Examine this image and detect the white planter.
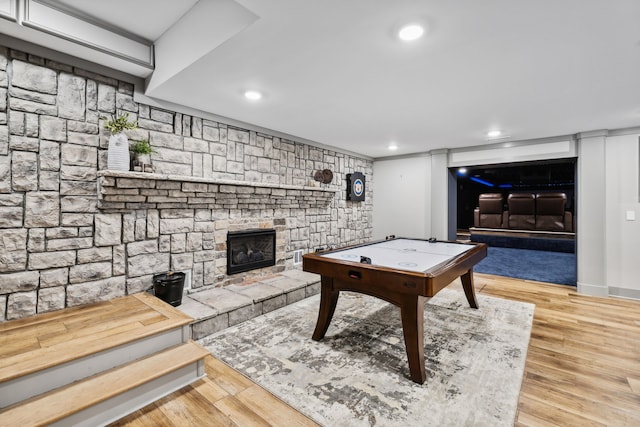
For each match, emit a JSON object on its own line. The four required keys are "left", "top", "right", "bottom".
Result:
{"left": 135, "top": 153, "right": 151, "bottom": 166}
{"left": 107, "top": 133, "right": 130, "bottom": 171}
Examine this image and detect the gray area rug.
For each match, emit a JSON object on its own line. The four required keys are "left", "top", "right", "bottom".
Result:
{"left": 202, "top": 289, "right": 534, "bottom": 426}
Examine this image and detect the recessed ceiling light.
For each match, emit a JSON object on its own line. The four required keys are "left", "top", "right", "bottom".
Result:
{"left": 388, "top": 142, "right": 398, "bottom": 151}
{"left": 487, "top": 130, "right": 502, "bottom": 138}
{"left": 398, "top": 24, "right": 424, "bottom": 41}
{"left": 244, "top": 90, "right": 262, "bottom": 101}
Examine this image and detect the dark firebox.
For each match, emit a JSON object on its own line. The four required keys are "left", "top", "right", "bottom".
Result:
{"left": 226, "top": 229, "right": 276, "bottom": 274}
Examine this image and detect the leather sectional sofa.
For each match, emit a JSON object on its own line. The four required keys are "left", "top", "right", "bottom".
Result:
{"left": 473, "top": 192, "right": 573, "bottom": 232}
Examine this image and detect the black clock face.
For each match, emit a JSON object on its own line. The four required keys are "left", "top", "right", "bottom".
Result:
{"left": 347, "top": 172, "right": 366, "bottom": 201}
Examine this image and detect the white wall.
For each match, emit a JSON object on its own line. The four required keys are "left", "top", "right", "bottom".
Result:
{"left": 372, "top": 133, "right": 640, "bottom": 300}
{"left": 372, "top": 156, "right": 430, "bottom": 240}
{"left": 605, "top": 132, "right": 640, "bottom": 297}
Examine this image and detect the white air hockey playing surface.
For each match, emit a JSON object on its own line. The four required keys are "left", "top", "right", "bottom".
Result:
{"left": 320, "top": 238, "right": 474, "bottom": 273}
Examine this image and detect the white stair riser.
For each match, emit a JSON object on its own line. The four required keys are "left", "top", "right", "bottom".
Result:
{"left": 1, "top": 326, "right": 188, "bottom": 408}
{"left": 50, "top": 360, "right": 205, "bottom": 427}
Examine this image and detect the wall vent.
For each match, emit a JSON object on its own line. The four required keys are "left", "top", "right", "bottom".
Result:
{"left": 293, "top": 249, "right": 303, "bottom": 265}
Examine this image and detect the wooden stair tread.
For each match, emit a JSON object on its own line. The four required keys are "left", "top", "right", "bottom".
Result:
{"left": 0, "top": 293, "right": 194, "bottom": 383}
{"left": 0, "top": 341, "right": 209, "bottom": 427}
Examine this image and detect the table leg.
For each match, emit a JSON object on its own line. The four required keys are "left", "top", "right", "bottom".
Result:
{"left": 461, "top": 268, "right": 479, "bottom": 309}
{"left": 312, "top": 277, "right": 340, "bottom": 341}
{"left": 400, "top": 295, "right": 426, "bottom": 384}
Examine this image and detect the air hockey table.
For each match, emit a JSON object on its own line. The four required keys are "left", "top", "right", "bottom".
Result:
{"left": 302, "top": 237, "right": 488, "bottom": 384}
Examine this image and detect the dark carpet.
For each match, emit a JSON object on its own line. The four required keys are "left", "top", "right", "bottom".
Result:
{"left": 474, "top": 246, "right": 576, "bottom": 286}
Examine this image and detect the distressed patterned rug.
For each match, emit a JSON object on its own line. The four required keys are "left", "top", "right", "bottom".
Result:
{"left": 202, "top": 289, "right": 534, "bottom": 426}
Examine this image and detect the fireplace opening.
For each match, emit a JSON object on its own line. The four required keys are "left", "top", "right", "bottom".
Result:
{"left": 227, "top": 229, "right": 276, "bottom": 275}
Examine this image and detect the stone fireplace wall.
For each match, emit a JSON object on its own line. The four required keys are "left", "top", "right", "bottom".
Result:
{"left": 0, "top": 46, "right": 373, "bottom": 321}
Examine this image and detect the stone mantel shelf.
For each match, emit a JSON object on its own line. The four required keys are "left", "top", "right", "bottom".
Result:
{"left": 97, "top": 170, "right": 337, "bottom": 193}
{"left": 97, "top": 170, "right": 338, "bottom": 211}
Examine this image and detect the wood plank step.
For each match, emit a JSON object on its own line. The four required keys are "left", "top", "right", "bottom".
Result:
{"left": 0, "top": 293, "right": 193, "bottom": 384}
{"left": 0, "top": 341, "right": 210, "bottom": 427}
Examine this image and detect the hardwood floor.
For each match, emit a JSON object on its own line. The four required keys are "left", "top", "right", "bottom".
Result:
{"left": 112, "top": 274, "right": 640, "bottom": 426}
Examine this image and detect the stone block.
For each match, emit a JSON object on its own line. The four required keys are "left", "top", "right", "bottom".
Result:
{"left": 38, "top": 170, "right": 59, "bottom": 191}
{"left": 9, "top": 86, "right": 56, "bottom": 104}
{"left": 61, "top": 195, "right": 97, "bottom": 212}
{"left": 66, "top": 276, "right": 126, "bottom": 307}
{"left": 146, "top": 210, "right": 159, "bottom": 238}
{"left": 171, "top": 233, "right": 186, "bottom": 253}
{"left": 46, "top": 227, "right": 77, "bottom": 239}
{"left": 47, "top": 237, "right": 93, "bottom": 251}
{"left": 0, "top": 270, "right": 39, "bottom": 294}
{"left": 227, "top": 282, "right": 283, "bottom": 304}
{"left": 190, "top": 287, "right": 252, "bottom": 314}
{"left": 86, "top": 79, "right": 97, "bottom": 110}
{"left": 262, "top": 294, "right": 286, "bottom": 313}
{"left": 135, "top": 218, "right": 146, "bottom": 240}
{"left": 138, "top": 118, "right": 172, "bottom": 133}
{"left": 12, "top": 150, "right": 38, "bottom": 191}
{"left": 186, "top": 232, "right": 203, "bottom": 252}
{"left": 28, "top": 228, "right": 45, "bottom": 252}
{"left": 0, "top": 229, "right": 27, "bottom": 271}
{"left": 126, "top": 275, "right": 153, "bottom": 294}
{"left": 0, "top": 87, "right": 5, "bottom": 112}
{"left": 25, "top": 192, "right": 59, "bottom": 227}
{"left": 39, "top": 139, "right": 60, "bottom": 171}
{"left": 61, "top": 144, "right": 97, "bottom": 167}
{"left": 228, "top": 128, "right": 250, "bottom": 143}
{"left": 184, "top": 137, "right": 208, "bottom": 153}
{"left": 11, "top": 60, "right": 57, "bottom": 94}
{"left": 127, "top": 252, "right": 170, "bottom": 277}
{"left": 61, "top": 165, "right": 97, "bottom": 181}
{"left": 61, "top": 213, "right": 93, "bottom": 226}
{"left": 37, "top": 286, "right": 66, "bottom": 313}
{"left": 171, "top": 253, "right": 194, "bottom": 270}
{"left": 0, "top": 155, "right": 8, "bottom": 192}
{"left": 228, "top": 304, "right": 258, "bottom": 326}
{"left": 7, "top": 291, "right": 37, "bottom": 320}
{"left": 159, "top": 235, "right": 171, "bottom": 252}
{"left": 40, "top": 268, "right": 69, "bottom": 288}
{"left": 97, "top": 83, "right": 116, "bottom": 113}
{"left": 9, "top": 97, "right": 57, "bottom": 115}
{"left": 159, "top": 218, "right": 194, "bottom": 234}
{"left": 112, "top": 244, "right": 126, "bottom": 275}
{"left": 94, "top": 213, "right": 122, "bottom": 246}
{"left": 149, "top": 131, "right": 182, "bottom": 149}
{"left": 10, "top": 135, "right": 39, "bottom": 151}
{"left": 68, "top": 132, "right": 99, "bottom": 146}
{"left": 69, "top": 261, "right": 112, "bottom": 284}
{"left": 28, "top": 250, "right": 76, "bottom": 269}
{"left": 122, "top": 213, "right": 135, "bottom": 243}
{"left": 305, "top": 282, "right": 321, "bottom": 297}
{"left": 0, "top": 206, "right": 23, "bottom": 227}
{"left": 58, "top": 73, "right": 86, "bottom": 120}
{"left": 126, "top": 239, "right": 158, "bottom": 256}
{"left": 9, "top": 111, "right": 24, "bottom": 135}
{"left": 115, "top": 92, "right": 136, "bottom": 112}
{"left": 286, "top": 287, "right": 307, "bottom": 304}
{"left": 60, "top": 180, "right": 96, "bottom": 195}
{"left": 191, "top": 314, "right": 228, "bottom": 340}
{"left": 40, "top": 116, "right": 67, "bottom": 142}
{"left": 192, "top": 117, "right": 203, "bottom": 139}
{"left": 150, "top": 108, "right": 174, "bottom": 124}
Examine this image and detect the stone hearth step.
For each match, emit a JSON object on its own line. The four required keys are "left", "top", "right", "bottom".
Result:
{"left": 180, "top": 270, "right": 321, "bottom": 340}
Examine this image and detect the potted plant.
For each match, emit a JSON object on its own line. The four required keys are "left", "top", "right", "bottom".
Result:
{"left": 130, "top": 139, "right": 155, "bottom": 171}
{"left": 102, "top": 113, "right": 138, "bottom": 171}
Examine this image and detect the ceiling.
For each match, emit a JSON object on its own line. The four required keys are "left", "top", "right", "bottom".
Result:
{"left": 20, "top": 1, "right": 640, "bottom": 158}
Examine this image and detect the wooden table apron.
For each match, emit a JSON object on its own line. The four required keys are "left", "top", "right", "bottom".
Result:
{"left": 302, "top": 240, "right": 487, "bottom": 384}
